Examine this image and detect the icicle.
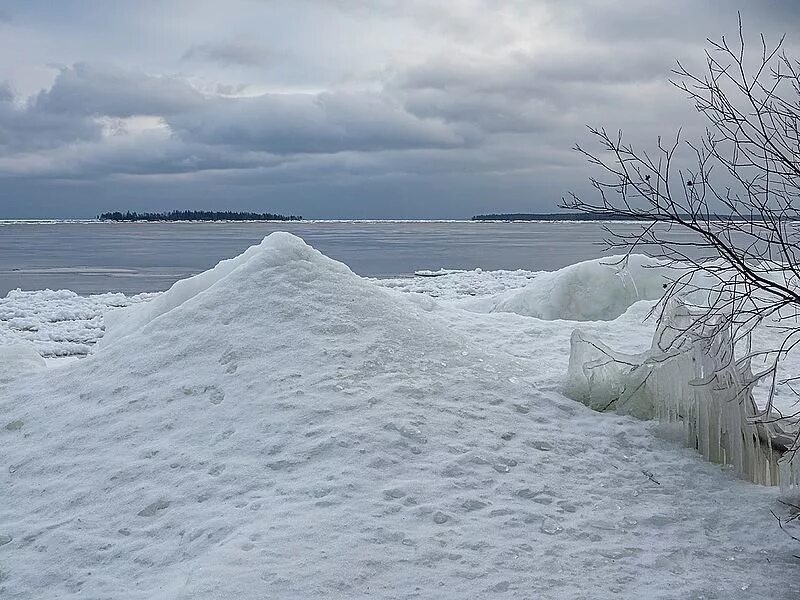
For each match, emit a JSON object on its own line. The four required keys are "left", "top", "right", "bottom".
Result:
{"left": 565, "top": 297, "right": 799, "bottom": 487}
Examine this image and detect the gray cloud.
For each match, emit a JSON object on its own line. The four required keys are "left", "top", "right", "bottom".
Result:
{"left": 0, "top": 0, "right": 796, "bottom": 218}
{"left": 33, "top": 63, "right": 203, "bottom": 117}
{"left": 0, "top": 83, "right": 101, "bottom": 152}
{"left": 169, "top": 91, "right": 471, "bottom": 154}
{"left": 0, "top": 81, "right": 12, "bottom": 102}
{"left": 181, "top": 42, "right": 273, "bottom": 67}
{"left": 2, "top": 60, "right": 472, "bottom": 164}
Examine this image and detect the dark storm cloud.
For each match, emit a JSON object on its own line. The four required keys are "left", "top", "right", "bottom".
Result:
{"left": 0, "top": 58, "right": 472, "bottom": 163}
{"left": 0, "top": 0, "right": 796, "bottom": 217}
{"left": 0, "top": 83, "right": 101, "bottom": 152}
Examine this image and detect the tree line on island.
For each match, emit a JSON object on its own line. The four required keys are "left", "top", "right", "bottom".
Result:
{"left": 471, "top": 212, "right": 634, "bottom": 221}
{"left": 471, "top": 212, "right": 791, "bottom": 222}
{"left": 98, "top": 210, "right": 302, "bottom": 222}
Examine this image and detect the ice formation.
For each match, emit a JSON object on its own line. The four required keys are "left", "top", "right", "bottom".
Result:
{"left": 567, "top": 298, "right": 799, "bottom": 490}
{"left": 463, "top": 254, "right": 674, "bottom": 321}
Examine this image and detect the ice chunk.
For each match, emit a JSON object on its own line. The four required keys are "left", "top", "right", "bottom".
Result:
{"left": 464, "top": 254, "right": 675, "bottom": 321}
{"left": 565, "top": 329, "right": 652, "bottom": 419}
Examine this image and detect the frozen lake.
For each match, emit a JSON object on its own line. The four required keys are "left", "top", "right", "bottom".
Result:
{"left": 0, "top": 220, "right": 656, "bottom": 295}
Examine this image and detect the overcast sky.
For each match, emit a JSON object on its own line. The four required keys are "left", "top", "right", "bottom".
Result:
{"left": 0, "top": 0, "right": 797, "bottom": 219}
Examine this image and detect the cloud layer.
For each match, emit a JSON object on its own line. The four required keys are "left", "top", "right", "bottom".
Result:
{"left": 0, "top": 0, "right": 797, "bottom": 218}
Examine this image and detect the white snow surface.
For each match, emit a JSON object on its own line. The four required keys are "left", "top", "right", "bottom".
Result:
{"left": 0, "top": 340, "right": 45, "bottom": 381}
{"left": 0, "top": 289, "right": 156, "bottom": 357}
{"left": 375, "top": 268, "right": 536, "bottom": 301}
{"left": 1, "top": 233, "right": 798, "bottom": 599}
{"left": 98, "top": 242, "right": 270, "bottom": 348}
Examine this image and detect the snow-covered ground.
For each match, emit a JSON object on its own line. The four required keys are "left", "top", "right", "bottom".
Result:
{"left": 1, "top": 233, "right": 798, "bottom": 599}
{"left": 0, "top": 289, "right": 157, "bottom": 357}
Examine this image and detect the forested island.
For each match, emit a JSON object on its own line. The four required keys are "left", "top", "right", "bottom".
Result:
{"left": 98, "top": 210, "right": 302, "bottom": 222}
{"left": 471, "top": 212, "right": 636, "bottom": 221}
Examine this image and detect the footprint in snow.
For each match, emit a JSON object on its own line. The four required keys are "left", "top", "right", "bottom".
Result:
{"left": 137, "top": 499, "right": 170, "bottom": 517}
{"left": 527, "top": 440, "right": 554, "bottom": 452}
{"left": 383, "top": 488, "right": 406, "bottom": 500}
{"left": 433, "top": 511, "right": 450, "bottom": 524}
{"left": 462, "top": 499, "right": 488, "bottom": 511}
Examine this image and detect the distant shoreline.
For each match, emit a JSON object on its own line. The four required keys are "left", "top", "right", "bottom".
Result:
{"left": 471, "top": 212, "right": 636, "bottom": 221}
{"left": 471, "top": 212, "right": 796, "bottom": 222}
{"left": 0, "top": 218, "right": 660, "bottom": 224}
{"left": 4, "top": 216, "right": 776, "bottom": 225}
{"left": 98, "top": 210, "right": 302, "bottom": 222}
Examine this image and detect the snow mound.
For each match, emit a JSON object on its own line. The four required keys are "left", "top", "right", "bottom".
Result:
{"left": 466, "top": 255, "right": 671, "bottom": 321}
{"left": 98, "top": 233, "right": 334, "bottom": 347}
{"left": 2, "top": 234, "right": 798, "bottom": 599}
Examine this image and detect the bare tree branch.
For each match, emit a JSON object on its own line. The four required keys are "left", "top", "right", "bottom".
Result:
{"left": 563, "top": 15, "right": 800, "bottom": 459}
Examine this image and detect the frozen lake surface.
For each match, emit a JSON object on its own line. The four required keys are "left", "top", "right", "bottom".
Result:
{"left": 1, "top": 220, "right": 660, "bottom": 295}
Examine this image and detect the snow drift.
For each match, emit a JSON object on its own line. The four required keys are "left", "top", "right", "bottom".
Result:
{"left": 1, "top": 234, "right": 798, "bottom": 599}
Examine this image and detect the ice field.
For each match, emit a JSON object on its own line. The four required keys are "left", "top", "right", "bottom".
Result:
{"left": 1, "top": 233, "right": 799, "bottom": 598}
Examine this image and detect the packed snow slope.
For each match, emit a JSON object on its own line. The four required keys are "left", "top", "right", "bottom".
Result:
{"left": 1, "top": 233, "right": 798, "bottom": 599}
